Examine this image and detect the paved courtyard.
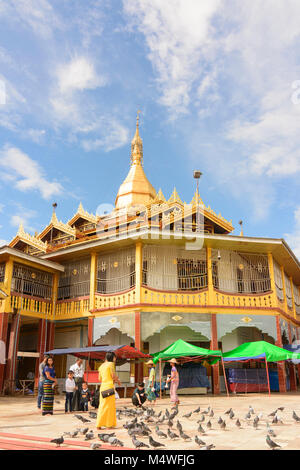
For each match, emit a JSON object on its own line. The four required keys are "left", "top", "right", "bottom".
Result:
{"left": 1, "top": 393, "right": 300, "bottom": 450}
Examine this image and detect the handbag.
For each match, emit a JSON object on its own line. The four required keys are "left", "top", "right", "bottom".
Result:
{"left": 101, "top": 388, "right": 115, "bottom": 399}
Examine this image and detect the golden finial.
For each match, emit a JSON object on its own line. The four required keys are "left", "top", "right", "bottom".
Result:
{"left": 131, "top": 110, "right": 143, "bottom": 166}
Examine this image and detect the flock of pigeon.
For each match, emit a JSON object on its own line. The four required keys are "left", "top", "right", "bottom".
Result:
{"left": 49, "top": 405, "right": 300, "bottom": 450}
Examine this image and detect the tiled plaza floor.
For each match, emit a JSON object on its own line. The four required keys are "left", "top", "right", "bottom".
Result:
{"left": 1, "top": 393, "right": 300, "bottom": 450}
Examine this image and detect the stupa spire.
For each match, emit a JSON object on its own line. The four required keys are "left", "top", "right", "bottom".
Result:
{"left": 130, "top": 110, "right": 143, "bottom": 166}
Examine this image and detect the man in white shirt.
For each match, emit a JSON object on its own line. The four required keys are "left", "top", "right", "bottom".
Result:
{"left": 70, "top": 358, "right": 84, "bottom": 411}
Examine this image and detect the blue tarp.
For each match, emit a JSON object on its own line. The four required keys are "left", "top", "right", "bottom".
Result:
{"left": 284, "top": 344, "right": 300, "bottom": 364}
{"left": 163, "top": 362, "right": 210, "bottom": 389}
{"left": 226, "top": 368, "right": 268, "bottom": 384}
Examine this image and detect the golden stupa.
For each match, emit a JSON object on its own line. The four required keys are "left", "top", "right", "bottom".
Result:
{"left": 115, "top": 111, "right": 156, "bottom": 209}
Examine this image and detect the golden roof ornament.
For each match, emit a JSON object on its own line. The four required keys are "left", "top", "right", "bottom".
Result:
{"left": 115, "top": 111, "right": 156, "bottom": 210}
{"left": 130, "top": 110, "right": 143, "bottom": 166}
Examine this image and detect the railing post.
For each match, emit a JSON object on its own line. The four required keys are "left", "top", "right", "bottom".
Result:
{"left": 267, "top": 253, "right": 278, "bottom": 308}
{"left": 280, "top": 266, "right": 288, "bottom": 313}
{"left": 90, "top": 252, "right": 97, "bottom": 311}
{"left": 135, "top": 242, "right": 142, "bottom": 304}
{"left": 3, "top": 258, "right": 13, "bottom": 313}
{"left": 207, "top": 246, "right": 214, "bottom": 305}
{"left": 290, "top": 277, "right": 297, "bottom": 320}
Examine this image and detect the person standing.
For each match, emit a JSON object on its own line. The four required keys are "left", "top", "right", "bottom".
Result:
{"left": 37, "top": 355, "right": 48, "bottom": 410}
{"left": 42, "top": 356, "right": 57, "bottom": 416}
{"left": 96, "top": 352, "right": 121, "bottom": 429}
{"left": 146, "top": 360, "right": 157, "bottom": 405}
{"left": 65, "top": 370, "right": 76, "bottom": 413}
{"left": 167, "top": 358, "right": 180, "bottom": 406}
{"left": 80, "top": 382, "right": 90, "bottom": 412}
{"left": 70, "top": 358, "right": 84, "bottom": 411}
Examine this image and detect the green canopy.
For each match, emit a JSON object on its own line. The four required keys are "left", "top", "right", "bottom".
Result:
{"left": 152, "top": 338, "right": 222, "bottom": 364}
{"left": 219, "top": 341, "right": 300, "bottom": 363}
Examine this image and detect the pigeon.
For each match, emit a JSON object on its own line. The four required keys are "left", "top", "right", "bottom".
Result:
{"left": 277, "top": 407, "right": 284, "bottom": 412}
{"left": 168, "top": 428, "right": 179, "bottom": 440}
{"left": 292, "top": 411, "right": 300, "bottom": 422}
{"left": 268, "top": 410, "right": 278, "bottom": 417}
{"left": 197, "top": 415, "right": 205, "bottom": 423}
{"left": 90, "top": 443, "right": 102, "bottom": 450}
{"left": 167, "top": 419, "right": 174, "bottom": 428}
{"left": 165, "top": 409, "right": 170, "bottom": 418}
{"left": 176, "top": 420, "right": 183, "bottom": 433}
{"left": 55, "top": 400, "right": 61, "bottom": 404}
{"left": 206, "top": 420, "right": 212, "bottom": 430}
{"left": 155, "top": 426, "right": 167, "bottom": 439}
{"left": 253, "top": 420, "right": 259, "bottom": 430}
{"left": 201, "top": 407, "right": 210, "bottom": 415}
{"left": 249, "top": 405, "right": 255, "bottom": 415}
{"left": 109, "top": 438, "right": 124, "bottom": 447}
{"left": 50, "top": 436, "right": 64, "bottom": 447}
{"left": 218, "top": 417, "right": 223, "bottom": 425}
{"left": 157, "top": 411, "right": 162, "bottom": 418}
{"left": 267, "top": 424, "right": 276, "bottom": 437}
{"left": 266, "top": 435, "right": 281, "bottom": 450}
{"left": 199, "top": 444, "right": 215, "bottom": 451}
{"left": 149, "top": 435, "right": 165, "bottom": 448}
{"left": 235, "top": 419, "right": 241, "bottom": 428}
{"left": 89, "top": 411, "right": 97, "bottom": 419}
{"left": 193, "top": 406, "right": 201, "bottom": 414}
{"left": 272, "top": 415, "right": 278, "bottom": 424}
{"left": 209, "top": 409, "right": 214, "bottom": 418}
{"left": 245, "top": 411, "right": 251, "bottom": 420}
{"left": 180, "top": 430, "right": 192, "bottom": 441}
{"left": 132, "top": 436, "right": 150, "bottom": 448}
{"left": 84, "top": 432, "right": 95, "bottom": 441}
{"left": 98, "top": 432, "right": 116, "bottom": 442}
{"left": 74, "top": 414, "right": 91, "bottom": 423}
{"left": 198, "top": 424, "right": 206, "bottom": 435}
{"left": 224, "top": 408, "right": 232, "bottom": 415}
{"left": 195, "top": 435, "right": 206, "bottom": 446}
{"left": 229, "top": 409, "right": 235, "bottom": 420}
{"left": 183, "top": 411, "right": 192, "bottom": 419}
{"left": 80, "top": 427, "right": 89, "bottom": 435}
{"left": 220, "top": 420, "right": 226, "bottom": 430}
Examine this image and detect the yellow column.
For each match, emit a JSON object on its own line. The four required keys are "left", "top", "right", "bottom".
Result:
{"left": 3, "top": 258, "right": 13, "bottom": 312}
{"left": 290, "top": 276, "right": 297, "bottom": 320}
{"left": 52, "top": 273, "right": 59, "bottom": 321}
{"left": 135, "top": 242, "right": 142, "bottom": 304}
{"left": 207, "top": 246, "right": 214, "bottom": 305}
{"left": 90, "top": 252, "right": 97, "bottom": 310}
{"left": 267, "top": 253, "right": 278, "bottom": 307}
{"left": 280, "top": 266, "right": 288, "bottom": 313}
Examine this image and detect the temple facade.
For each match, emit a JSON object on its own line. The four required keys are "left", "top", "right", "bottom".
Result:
{"left": 1, "top": 114, "right": 300, "bottom": 394}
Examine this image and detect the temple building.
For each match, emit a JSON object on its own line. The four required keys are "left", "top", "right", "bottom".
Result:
{"left": 1, "top": 114, "right": 300, "bottom": 395}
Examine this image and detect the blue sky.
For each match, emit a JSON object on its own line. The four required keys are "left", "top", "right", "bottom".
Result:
{"left": 0, "top": 0, "right": 300, "bottom": 256}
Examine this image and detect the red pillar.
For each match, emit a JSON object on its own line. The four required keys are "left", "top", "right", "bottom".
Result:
{"left": 287, "top": 323, "right": 297, "bottom": 391}
{"left": 46, "top": 321, "right": 55, "bottom": 352}
{"left": 5, "top": 313, "right": 21, "bottom": 393}
{"left": 210, "top": 314, "right": 220, "bottom": 394}
{"left": 134, "top": 312, "right": 143, "bottom": 383}
{"left": 34, "top": 319, "right": 47, "bottom": 389}
{"left": 88, "top": 318, "right": 94, "bottom": 347}
{"left": 0, "top": 313, "right": 9, "bottom": 394}
{"left": 275, "top": 316, "right": 287, "bottom": 393}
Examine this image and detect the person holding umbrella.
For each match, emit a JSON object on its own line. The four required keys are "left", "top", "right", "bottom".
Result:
{"left": 167, "top": 358, "right": 180, "bottom": 406}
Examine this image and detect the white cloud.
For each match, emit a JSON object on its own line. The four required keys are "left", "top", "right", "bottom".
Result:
{"left": 285, "top": 206, "right": 300, "bottom": 260}
{"left": 0, "top": 144, "right": 62, "bottom": 199}
{"left": 123, "top": 0, "right": 221, "bottom": 115}
{"left": 56, "top": 57, "right": 106, "bottom": 94}
{"left": 81, "top": 120, "right": 130, "bottom": 152}
{"left": 0, "top": 0, "right": 62, "bottom": 38}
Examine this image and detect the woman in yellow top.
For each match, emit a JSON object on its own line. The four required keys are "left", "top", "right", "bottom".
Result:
{"left": 96, "top": 352, "right": 121, "bottom": 429}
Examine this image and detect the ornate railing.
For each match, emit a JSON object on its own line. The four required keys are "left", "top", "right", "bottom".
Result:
{"left": 55, "top": 298, "right": 90, "bottom": 318}
{"left": 10, "top": 293, "right": 52, "bottom": 316}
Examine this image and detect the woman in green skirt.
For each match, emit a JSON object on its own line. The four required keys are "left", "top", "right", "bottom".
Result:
{"left": 146, "top": 360, "right": 157, "bottom": 405}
